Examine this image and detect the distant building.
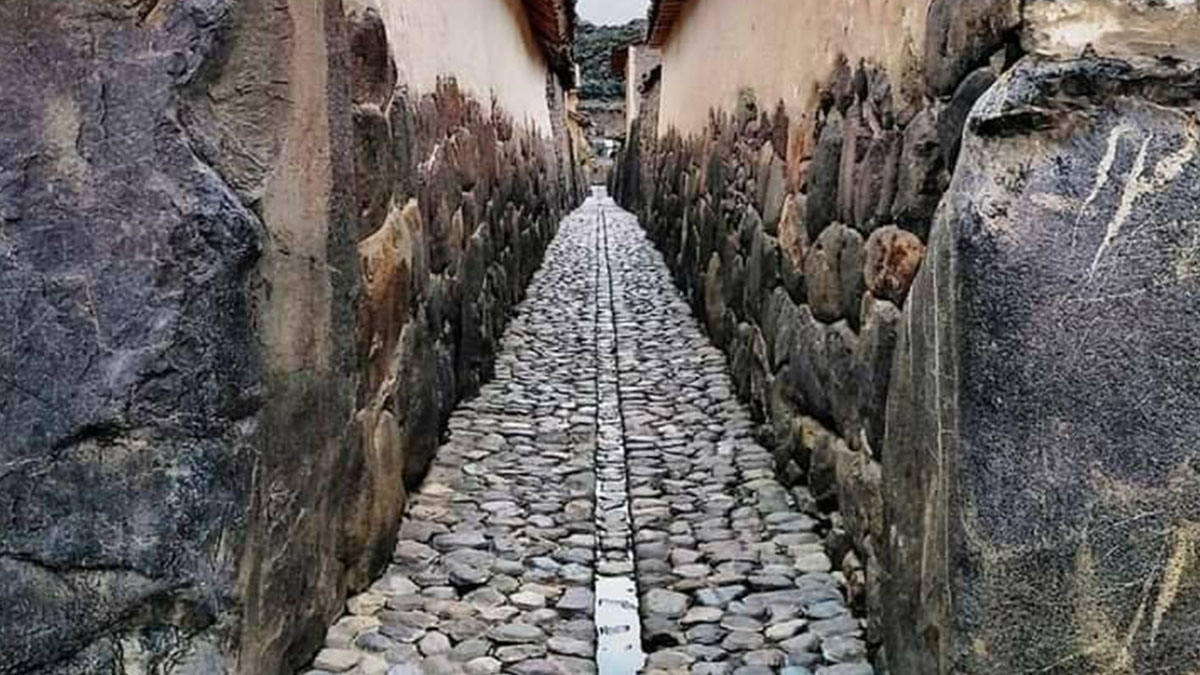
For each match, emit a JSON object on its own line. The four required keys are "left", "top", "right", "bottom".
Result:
{"left": 614, "top": 43, "right": 661, "bottom": 138}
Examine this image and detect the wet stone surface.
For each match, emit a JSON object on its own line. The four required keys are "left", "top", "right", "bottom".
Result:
{"left": 303, "top": 192, "right": 870, "bottom": 674}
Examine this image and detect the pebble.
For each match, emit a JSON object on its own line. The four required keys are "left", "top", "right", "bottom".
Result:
{"left": 313, "top": 649, "right": 360, "bottom": 672}
{"left": 418, "top": 632, "right": 450, "bottom": 657}
{"left": 547, "top": 636, "right": 593, "bottom": 657}
{"left": 643, "top": 588, "right": 691, "bottom": 617}
{"left": 681, "top": 607, "right": 724, "bottom": 625}
{"left": 510, "top": 591, "right": 547, "bottom": 609}
{"left": 489, "top": 623, "right": 546, "bottom": 644}
{"left": 496, "top": 644, "right": 547, "bottom": 663}
{"left": 765, "top": 619, "right": 808, "bottom": 641}
{"left": 464, "top": 657, "right": 502, "bottom": 675}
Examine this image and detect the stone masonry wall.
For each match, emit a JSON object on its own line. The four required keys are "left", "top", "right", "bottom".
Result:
{"left": 0, "top": 2, "right": 579, "bottom": 674}
{"left": 616, "top": 1, "right": 1200, "bottom": 672}
{"left": 614, "top": 48, "right": 970, "bottom": 662}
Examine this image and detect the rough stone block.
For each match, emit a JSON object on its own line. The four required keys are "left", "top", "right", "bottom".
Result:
{"left": 355, "top": 105, "right": 398, "bottom": 239}
{"left": 854, "top": 130, "right": 900, "bottom": 232}
{"left": 854, "top": 296, "right": 901, "bottom": 456}
{"left": 885, "top": 57, "right": 1200, "bottom": 674}
{"left": 924, "top": 0, "right": 1019, "bottom": 97}
{"left": 347, "top": 5, "right": 397, "bottom": 107}
{"left": 862, "top": 225, "right": 925, "bottom": 305}
{"left": 775, "top": 301, "right": 832, "bottom": 422}
{"left": 804, "top": 223, "right": 865, "bottom": 327}
{"left": 825, "top": 320, "right": 860, "bottom": 443}
{"left": 762, "top": 155, "right": 788, "bottom": 235}
{"left": 779, "top": 193, "right": 808, "bottom": 270}
{"left": 807, "top": 425, "right": 854, "bottom": 512}
{"left": 731, "top": 322, "right": 755, "bottom": 402}
{"left": 891, "top": 107, "right": 944, "bottom": 239}
{"left": 743, "top": 222, "right": 778, "bottom": 323}
{"left": 875, "top": 130, "right": 903, "bottom": 224}
{"left": 835, "top": 453, "right": 884, "bottom": 562}
{"left": 704, "top": 253, "right": 728, "bottom": 347}
{"left": 804, "top": 111, "right": 845, "bottom": 241}
{"left": 836, "top": 103, "right": 872, "bottom": 226}
{"left": 937, "top": 66, "right": 997, "bottom": 169}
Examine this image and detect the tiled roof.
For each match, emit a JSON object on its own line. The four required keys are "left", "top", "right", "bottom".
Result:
{"left": 647, "top": 0, "right": 688, "bottom": 47}
{"left": 522, "top": 0, "right": 577, "bottom": 82}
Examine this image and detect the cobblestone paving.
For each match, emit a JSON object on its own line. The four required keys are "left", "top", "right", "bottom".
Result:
{"left": 303, "top": 193, "right": 872, "bottom": 675}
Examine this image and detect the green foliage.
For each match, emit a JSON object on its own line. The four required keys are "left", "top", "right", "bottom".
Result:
{"left": 574, "top": 19, "right": 647, "bottom": 102}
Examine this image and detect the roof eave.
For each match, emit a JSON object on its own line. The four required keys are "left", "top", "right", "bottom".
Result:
{"left": 647, "top": 0, "right": 688, "bottom": 47}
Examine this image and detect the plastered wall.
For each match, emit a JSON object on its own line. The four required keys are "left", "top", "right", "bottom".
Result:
{"left": 656, "top": 0, "right": 928, "bottom": 135}
{"left": 350, "top": 0, "right": 555, "bottom": 131}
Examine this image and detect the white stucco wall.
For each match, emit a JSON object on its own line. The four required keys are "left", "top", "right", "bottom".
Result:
{"left": 350, "top": 0, "right": 553, "bottom": 132}
{"left": 656, "top": 0, "right": 929, "bottom": 135}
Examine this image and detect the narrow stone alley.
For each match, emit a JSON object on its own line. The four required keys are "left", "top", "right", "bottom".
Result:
{"left": 9, "top": 2, "right": 1200, "bottom": 673}
{"left": 304, "top": 193, "right": 871, "bottom": 675}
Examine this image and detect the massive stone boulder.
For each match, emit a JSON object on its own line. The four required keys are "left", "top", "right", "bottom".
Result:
{"left": 884, "top": 56, "right": 1200, "bottom": 674}
{"left": 0, "top": 1, "right": 358, "bottom": 672}
{"left": 0, "top": 1, "right": 578, "bottom": 673}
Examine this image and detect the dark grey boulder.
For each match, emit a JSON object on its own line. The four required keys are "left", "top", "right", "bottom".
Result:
{"left": 775, "top": 303, "right": 832, "bottom": 423}
{"left": 937, "top": 66, "right": 998, "bottom": 169}
{"left": 854, "top": 130, "right": 901, "bottom": 232}
{"left": 854, "top": 296, "right": 901, "bottom": 456}
{"left": 825, "top": 320, "right": 860, "bottom": 443}
{"left": 924, "top": 0, "right": 1019, "bottom": 97}
{"left": 885, "top": 57, "right": 1200, "bottom": 674}
{"left": 804, "top": 111, "right": 845, "bottom": 241}
{"left": 804, "top": 223, "right": 865, "bottom": 327}
{"left": 836, "top": 104, "right": 872, "bottom": 227}
{"left": 891, "top": 107, "right": 944, "bottom": 239}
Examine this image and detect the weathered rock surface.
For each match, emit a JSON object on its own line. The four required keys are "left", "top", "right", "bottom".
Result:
{"left": 892, "top": 107, "right": 944, "bottom": 238}
{"left": 613, "top": 67, "right": 931, "bottom": 665}
{"left": 0, "top": 2, "right": 353, "bottom": 672}
{"left": 609, "top": 2, "right": 1200, "bottom": 673}
{"left": 862, "top": 226, "right": 924, "bottom": 304}
{"left": 937, "top": 66, "right": 997, "bottom": 168}
{"left": 1023, "top": 0, "right": 1200, "bottom": 63}
{"left": 924, "top": 0, "right": 1019, "bottom": 96}
{"left": 885, "top": 57, "right": 1200, "bottom": 674}
{"left": 853, "top": 297, "right": 901, "bottom": 455}
{"left": 0, "top": 1, "right": 580, "bottom": 673}
{"left": 804, "top": 113, "right": 845, "bottom": 240}
{"left": 805, "top": 224, "right": 865, "bottom": 326}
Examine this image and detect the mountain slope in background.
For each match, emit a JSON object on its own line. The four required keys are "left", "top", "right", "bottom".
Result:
{"left": 576, "top": 19, "right": 647, "bottom": 102}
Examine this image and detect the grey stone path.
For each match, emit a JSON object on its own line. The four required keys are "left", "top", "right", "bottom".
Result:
{"left": 303, "top": 193, "right": 872, "bottom": 675}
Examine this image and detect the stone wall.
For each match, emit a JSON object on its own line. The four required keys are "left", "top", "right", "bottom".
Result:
{"left": 0, "top": 1, "right": 580, "bottom": 674}
{"left": 615, "top": 0, "right": 1200, "bottom": 672}
{"left": 885, "top": 4, "right": 1200, "bottom": 672}
{"left": 613, "top": 51, "right": 952, "bottom": 662}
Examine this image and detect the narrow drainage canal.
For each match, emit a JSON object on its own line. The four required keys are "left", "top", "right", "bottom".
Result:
{"left": 593, "top": 195, "right": 647, "bottom": 675}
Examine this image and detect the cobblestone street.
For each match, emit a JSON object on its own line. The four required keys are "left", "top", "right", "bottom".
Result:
{"left": 305, "top": 193, "right": 872, "bottom": 675}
